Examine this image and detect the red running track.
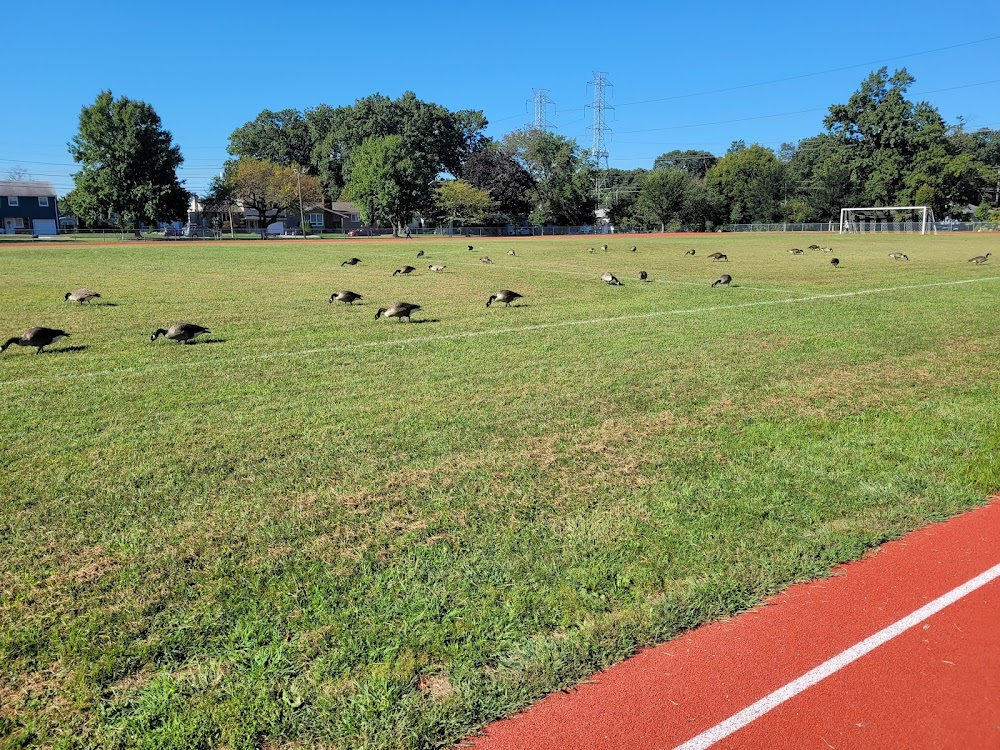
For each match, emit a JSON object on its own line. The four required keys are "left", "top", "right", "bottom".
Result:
{"left": 469, "top": 499, "right": 1000, "bottom": 749}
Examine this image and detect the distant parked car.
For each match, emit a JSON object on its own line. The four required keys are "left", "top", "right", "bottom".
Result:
{"left": 183, "top": 224, "right": 216, "bottom": 238}
{"left": 162, "top": 226, "right": 181, "bottom": 236}
{"left": 348, "top": 228, "right": 381, "bottom": 236}
{"left": 579, "top": 225, "right": 594, "bottom": 234}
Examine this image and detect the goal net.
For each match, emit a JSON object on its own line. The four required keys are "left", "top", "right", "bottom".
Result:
{"left": 839, "top": 206, "right": 936, "bottom": 234}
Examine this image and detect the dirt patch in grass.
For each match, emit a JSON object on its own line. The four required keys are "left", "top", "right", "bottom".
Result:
{"left": 418, "top": 672, "right": 457, "bottom": 702}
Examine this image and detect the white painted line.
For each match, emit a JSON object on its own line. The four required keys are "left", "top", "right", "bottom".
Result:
{"left": 1, "top": 276, "right": 997, "bottom": 388}
{"left": 674, "top": 560, "right": 1000, "bottom": 750}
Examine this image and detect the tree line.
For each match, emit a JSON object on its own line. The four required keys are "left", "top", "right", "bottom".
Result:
{"left": 61, "top": 68, "right": 1000, "bottom": 233}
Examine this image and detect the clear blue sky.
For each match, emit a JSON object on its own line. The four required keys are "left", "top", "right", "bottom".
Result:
{"left": 3, "top": 0, "right": 999, "bottom": 199}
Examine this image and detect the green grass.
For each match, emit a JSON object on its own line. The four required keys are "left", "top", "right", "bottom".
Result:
{"left": 1, "top": 233, "right": 999, "bottom": 749}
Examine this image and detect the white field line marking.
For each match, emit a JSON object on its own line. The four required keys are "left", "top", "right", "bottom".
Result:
{"left": 675, "top": 559, "right": 1000, "bottom": 750}
{"left": 1, "top": 276, "right": 997, "bottom": 389}
{"left": 447, "top": 259, "right": 799, "bottom": 294}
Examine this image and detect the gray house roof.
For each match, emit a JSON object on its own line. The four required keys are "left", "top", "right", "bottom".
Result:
{"left": 0, "top": 180, "right": 57, "bottom": 198}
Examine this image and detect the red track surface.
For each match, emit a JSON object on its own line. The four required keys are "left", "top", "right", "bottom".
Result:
{"left": 470, "top": 499, "right": 1000, "bottom": 749}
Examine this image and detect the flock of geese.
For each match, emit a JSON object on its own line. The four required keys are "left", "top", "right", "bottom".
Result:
{"left": 1, "top": 245, "right": 993, "bottom": 355}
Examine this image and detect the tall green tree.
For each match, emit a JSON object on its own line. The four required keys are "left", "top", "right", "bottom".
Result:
{"left": 705, "top": 145, "right": 787, "bottom": 223}
{"left": 68, "top": 90, "right": 188, "bottom": 229}
{"left": 344, "top": 135, "right": 426, "bottom": 235}
{"left": 227, "top": 109, "right": 313, "bottom": 169}
{"left": 435, "top": 180, "right": 494, "bottom": 226}
{"left": 461, "top": 141, "right": 535, "bottom": 222}
{"left": 639, "top": 168, "right": 691, "bottom": 231}
{"left": 503, "top": 129, "right": 596, "bottom": 225}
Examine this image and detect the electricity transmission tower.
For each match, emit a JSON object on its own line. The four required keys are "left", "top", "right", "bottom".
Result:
{"left": 586, "top": 72, "right": 613, "bottom": 170}
{"left": 527, "top": 89, "right": 555, "bottom": 131}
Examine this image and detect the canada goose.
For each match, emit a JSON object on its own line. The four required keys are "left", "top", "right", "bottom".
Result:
{"left": 712, "top": 274, "right": 732, "bottom": 288}
{"left": 601, "top": 244, "right": 608, "bottom": 252}
{"left": 601, "top": 271, "right": 622, "bottom": 286}
{"left": 416, "top": 250, "right": 424, "bottom": 258}
{"left": 830, "top": 258, "right": 840, "bottom": 268}
{"left": 1, "top": 327, "right": 71, "bottom": 354}
{"left": 329, "top": 291, "right": 363, "bottom": 305}
{"left": 587, "top": 247, "right": 595, "bottom": 253}
{"left": 821, "top": 247, "right": 833, "bottom": 253}
{"left": 64, "top": 288, "right": 101, "bottom": 304}
{"left": 969, "top": 253, "right": 992, "bottom": 265}
{"left": 393, "top": 266, "right": 416, "bottom": 276}
{"left": 150, "top": 322, "right": 210, "bottom": 344}
{"left": 708, "top": 252, "right": 728, "bottom": 261}
{"left": 639, "top": 271, "right": 648, "bottom": 281}
{"left": 807, "top": 244, "right": 821, "bottom": 250}
{"left": 888, "top": 252, "right": 909, "bottom": 261}
{"left": 428, "top": 264, "right": 446, "bottom": 272}
{"left": 630, "top": 246, "right": 637, "bottom": 252}
{"left": 685, "top": 249, "right": 696, "bottom": 256}
{"left": 486, "top": 290, "right": 523, "bottom": 308}
{"left": 480, "top": 256, "right": 493, "bottom": 264}
{"left": 375, "top": 301, "right": 421, "bottom": 322}
{"left": 507, "top": 249, "right": 516, "bottom": 256}
{"left": 467, "top": 245, "right": 474, "bottom": 252}
{"left": 788, "top": 248, "right": 803, "bottom": 255}
{"left": 341, "top": 258, "right": 362, "bottom": 266}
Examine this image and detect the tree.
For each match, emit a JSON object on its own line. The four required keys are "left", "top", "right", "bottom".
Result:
{"left": 435, "top": 180, "right": 493, "bottom": 226}
{"left": 199, "top": 167, "right": 239, "bottom": 234}
{"left": 461, "top": 142, "right": 535, "bottom": 222}
{"left": 344, "top": 135, "right": 426, "bottom": 235}
{"left": 227, "top": 158, "right": 322, "bottom": 238}
{"left": 704, "top": 145, "right": 787, "bottom": 224}
{"left": 228, "top": 109, "right": 313, "bottom": 170}
{"left": 4, "top": 165, "right": 33, "bottom": 181}
{"left": 68, "top": 90, "right": 188, "bottom": 230}
{"left": 503, "top": 129, "right": 596, "bottom": 225}
{"left": 652, "top": 150, "right": 718, "bottom": 178}
{"left": 639, "top": 168, "right": 691, "bottom": 231}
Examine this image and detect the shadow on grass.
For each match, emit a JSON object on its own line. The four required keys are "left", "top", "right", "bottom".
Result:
{"left": 93, "top": 302, "right": 120, "bottom": 307}
{"left": 45, "top": 345, "right": 89, "bottom": 355}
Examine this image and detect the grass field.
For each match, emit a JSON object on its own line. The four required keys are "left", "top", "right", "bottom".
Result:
{"left": 2, "top": 233, "right": 998, "bottom": 749}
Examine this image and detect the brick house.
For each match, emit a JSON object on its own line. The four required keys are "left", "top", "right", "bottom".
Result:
{"left": 0, "top": 181, "right": 59, "bottom": 235}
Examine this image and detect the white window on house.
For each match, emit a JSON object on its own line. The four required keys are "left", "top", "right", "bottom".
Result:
{"left": 306, "top": 212, "right": 324, "bottom": 227}
{"left": 38, "top": 197, "right": 49, "bottom": 207}
{"left": 14, "top": 217, "right": 25, "bottom": 228}
{"left": 351, "top": 214, "right": 359, "bottom": 222}
{"left": 8, "top": 196, "right": 18, "bottom": 207}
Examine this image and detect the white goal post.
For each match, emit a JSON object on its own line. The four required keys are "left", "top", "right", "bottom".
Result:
{"left": 839, "top": 206, "right": 936, "bottom": 235}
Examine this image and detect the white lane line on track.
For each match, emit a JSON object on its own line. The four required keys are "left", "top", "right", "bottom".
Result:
{"left": 674, "top": 559, "right": 1000, "bottom": 750}
{"left": 2, "top": 276, "right": 997, "bottom": 388}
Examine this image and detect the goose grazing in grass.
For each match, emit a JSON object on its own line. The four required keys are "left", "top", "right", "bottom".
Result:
{"left": 807, "top": 244, "right": 821, "bottom": 250}
{"left": 467, "top": 245, "right": 474, "bottom": 252}
{"left": 969, "top": 253, "right": 992, "bottom": 265}
{"left": 150, "top": 323, "right": 210, "bottom": 344}
{"left": 601, "top": 244, "right": 609, "bottom": 252}
{"left": 587, "top": 247, "right": 595, "bottom": 253}
{"left": 685, "top": 248, "right": 696, "bottom": 256}
{"left": 821, "top": 247, "right": 833, "bottom": 253}
{"left": 639, "top": 271, "right": 648, "bottom": 281}
{"left": 480, "top": 256, "right": 494, "bottom": 264}
{"left": 393, "top": 266, "right": 416, "bottom": 276}
{"left": 712, "top": 274, "right": 732, "bottom": 288}
{"left": 601, "top": 271, "right": 622, "bottom": 286}
{"left": 830, "top": 257, "right": 840, "bottom": 268}
{"left": 888, "top": 252, "right": 909, "bottom": 261}
{"left": 428, "top": 264, "right": 446, "bottom": 272}
{"left": 788, "top": 248, "right": 803, "bottom": 255}
{"left": 707, "top": 252, "right": 728, "bottom": 261}
{"left": 486, "top": 290, "right": 523, "bottom": 308}
{"left": 507, "top": 249, "right": 516, "bottom": 256}
{"left": 341, "top": 257, "right": 362, "bottom": 266}
{"left": 630, "top": 246, "right": 637, "bottom": 252}
{"left": 416, "top": 250, "right": 424, "bottom": 258}
{"left": 1, "top": 327, "right": 71, "bottom": 354}
{"left": 329, "top": 291, "right": 363, "bottom": 305}
{"left": 375, "top": 301, "right": 421, "bottom": 322}
{"left": 64, "top": 288, "right": 101, "bottom": 304}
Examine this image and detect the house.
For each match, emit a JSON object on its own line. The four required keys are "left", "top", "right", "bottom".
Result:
{"left": 0, "top": 180, "right": 58, "bottom": 235}
{"left": 284, "top": 201, "right": 365, "bottom": 234}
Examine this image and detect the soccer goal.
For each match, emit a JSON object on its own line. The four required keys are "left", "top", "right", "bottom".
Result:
{"left": 839, "top": 206, "right": 937, "bottom": 235}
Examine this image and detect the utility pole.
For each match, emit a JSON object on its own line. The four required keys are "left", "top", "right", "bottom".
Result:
{"left": 526, "top": 89, "right": 555, "bottom": 132}
{"left": 586, "top": 71, "right": 614, "bottom": 212}
{"left": 295, "top": 168, "right": 305, "bottom": 237}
